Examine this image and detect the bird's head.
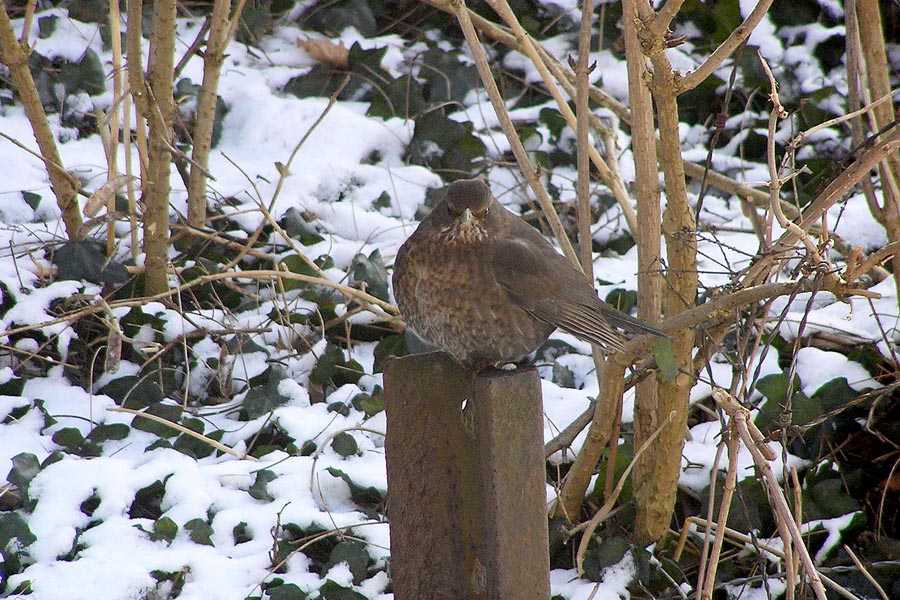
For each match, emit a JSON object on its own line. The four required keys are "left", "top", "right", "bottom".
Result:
{"left": 440, "top": 179, "right": 500, "bottom": 243}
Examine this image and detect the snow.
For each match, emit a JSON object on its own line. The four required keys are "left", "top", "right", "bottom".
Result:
{"left": 0, "top": 5, "right": 890, "bottom": 600}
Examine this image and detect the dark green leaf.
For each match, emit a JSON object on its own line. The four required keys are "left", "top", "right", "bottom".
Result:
{"left": 551, "top": 362, "right": 576, "bottom": 388}
{"left": 310, "top": 343, "right": 344, "bottom": 386}
{"left": 53, "top": 240, "right": 128, "bottom": 284}
{"left": 52, "top": 427, "right": 84, "bottom": 451}
{"left": 300, "top": 0, "right": 376, "bottom": 37}
{"left": 278, "top": 255, "right": 322, "bottom": 292}
{"left": 282, "top": 208, "right": 324, "bottom": 245}
{"left": 284, "top": 43, "right": 387, "bottom": 102}
{"left": 22, "top": 191, "right": 41, "bottom": 210}
{"left": 266, "top": 582, "right": 309, "bottom": 600}
{"left": 80, "top": 492, "right": 100, "bottom": 517}
{"left": 56, "top": 49, "right": 105, "bottom": 96}
{"left": 351, "top": 391, "right": 384, "bottom": 417}
{"left": 804, "top": 476, "right": 860, "bottom": 520}
{"left": 324, "top": 541, "right": 369, "bottom": 585}
{"left": 407, "top": 110, "right": 485, "bottom": 177}
{"left": 173, "top": 428, "right": 222, "bottom": 460}
{"left": 100, "top": 375, "right": 163, "bottom": 408}
{"left": 310, "top": 344, "right": 363, "bottom": 390}
{"left": 129, "top": 478, "right": 167, "bottom": 520}
{"left": 87, "top": 423, "right": 130, "bottom": 443}
{"left": 0, "top": 376, "right": 25, "bottom": 398}
{"left": 325, "top": 467, "right": 385, "bottom": 512}
{"left": 226, "top": 332, "right": 271, "bottom": 357}
{"left": 236, "top": 6, "right": 273, "bottom": 44}
{"left": 150, "top": 516, "right": 178, "bottom": 544}
{"left": 37, "top": 14, "right": 57, "bottom": 38}
{"left": 6, "top": 453, "right": 40, "bottom": 505}
{"left": 539, "top": 107, "right": 568, "bottom": 140}
{"left": 651, "top": 338, "right": 678, "bottom": 382}
{"left": 0, "top": 512, "right": 37, "bottom": 550}
{"left": 372, "top": 335, "right": 406, "bottom": 373}
{"left": 131, "top": 403, "right": 184, "bottom": 438}
{"left": 756, "top": 371, "right": 792, "bottom": 403}
{"left": 581, "top": 536, "right": 631, "bottom": 583}
{"left": 249, "top": 469, "right": 278, "bottom": 502}
{"left": 349, "top": 250, "right": 389, "bottom": 301}
{"left": 318, "top": 580, "right": 367, "bottom": 600}
{"left": 327, "top": 401, "right": 350, "bottom": 417}
{"left": 604, "top": 289, "right": 637, "bottom": 314}
{"left": 184, "top": 518, "right": 214, "bottom": 546}
{"left": 233, "top": 521, "right": 253, "bottom": 544}
{"left": 417, "top": 47, "right": 480, "bottom": 105}
{"left": 812, "top": 377, "right": 858, "bottom": 411}
{"left": 242, "top": 366, "right": 292, "bottom": 420}
{"left": 367, "top": 74, "right": 426, "bottom": 119}
{"left": 330, "top": 432, "right": 358, "bottom": 457}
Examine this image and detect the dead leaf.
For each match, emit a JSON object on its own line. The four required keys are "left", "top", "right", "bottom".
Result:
{"left": 297, "top": 36, "right": 349, "bottom": 70}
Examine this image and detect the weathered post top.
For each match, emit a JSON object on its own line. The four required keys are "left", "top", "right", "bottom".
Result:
{"left": 384, "top": 351, "right": 551, "bottom": 600}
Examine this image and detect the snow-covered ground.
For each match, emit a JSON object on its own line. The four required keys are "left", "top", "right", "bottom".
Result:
{"left": 0, "top": 3, "right": 894, "bottom": 599}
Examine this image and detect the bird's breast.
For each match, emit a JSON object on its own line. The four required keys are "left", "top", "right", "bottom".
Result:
{"left": 393, "top": 233, "right": 554, "bottom": 368}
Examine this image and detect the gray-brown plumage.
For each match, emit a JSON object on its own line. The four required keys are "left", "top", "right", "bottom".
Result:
{"left": 392, "top": 179, "right": 666, "bottom": 371}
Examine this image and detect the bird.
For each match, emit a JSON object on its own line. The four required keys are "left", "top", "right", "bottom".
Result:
{"left": 392, "top": 179, "right": 667, "bottom": 372}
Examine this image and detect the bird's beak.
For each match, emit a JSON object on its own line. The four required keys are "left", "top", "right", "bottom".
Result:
{"left": 461, "top": 208, "right": 473, "bottom": 223}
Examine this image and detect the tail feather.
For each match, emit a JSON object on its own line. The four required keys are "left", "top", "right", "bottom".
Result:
{"left": 599, "top": 303, "right": 669, "bottom": 339}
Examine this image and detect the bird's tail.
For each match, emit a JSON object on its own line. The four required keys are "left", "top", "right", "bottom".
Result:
{"left": 600, "top": 304, "right": 669, "bottom": 339}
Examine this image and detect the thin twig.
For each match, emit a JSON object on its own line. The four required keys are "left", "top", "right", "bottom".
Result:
{"left": 452, "top": 0, "right": 581, "bottom": 266}
{"left": 574, "top": 410, "right": 676, "bottom": 575}
{"left": 107, "top": 405, "right": 254, "bottom": 460}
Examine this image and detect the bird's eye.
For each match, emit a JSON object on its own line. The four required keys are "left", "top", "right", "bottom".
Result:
{"left": 476, "top": 207, "right": 489, "bottom": 217}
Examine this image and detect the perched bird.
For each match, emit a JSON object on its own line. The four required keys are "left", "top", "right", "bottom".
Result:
{"left": 392, "top": 179, "right": 666, "bottom": 371}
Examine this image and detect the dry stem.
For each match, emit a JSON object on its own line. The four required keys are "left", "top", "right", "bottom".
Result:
{"left": 713, "top": 388, "right": 827, "bottom": 600}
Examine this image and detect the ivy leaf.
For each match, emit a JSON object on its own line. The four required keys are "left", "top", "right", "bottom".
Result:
{"left": 6, "top": 453, "right": 41, "bottom": 506}
{"left": 330, "top": 432, "right": 358, "bottom": 457}
{"left": 604, "top": 289, "right": 637, "bottom": 314}
{"left": 86, "top": 423, "right": 131, "bottom": 444}
{"left": 318, "top": 580, "right": 367, "bottom": 600}
{"left": 373, "top": 335, "right": 406, "bottom": 373}
{"left": 367, "top": 74, "right": 426, "bottom": 119}
{"left": 266, "top": 582, "right": 309, "bottom": 600}
{"left": 407, "top": 110, "right": 486, "bottom": 177}
{"left": 101, "top": 375, "right": 163, "bottom": 409}
{"left": 249, "top": 469, "right": 278, "bottom": 502}
{"left": 812, "top": 377, "right": 858, "bottom": 411}
{"left": 581, "top": 536, "right": 631, "bottom": 583}
{"left": 284, "top": 43, "right": 387, "bottom": 102}
{"left": 233, "top": 521, "right": 253, "bottom": 545}
{"left": 323, "top": 541, "right": 370, "bottom": 585}
{"left": 349, "top": 249, "right": 389, "bottom": 301}
{"left": 22, "top": 191, "right": 42, "bottom": 210}
{"left": 52, "top": 427, "right": 85, "bottom": 451}
{"left": 150, "top": 516, "right": 178, "bottom": 544}
{"left": 651, "top": 338, "right": 678, "bottom": 383}
{"left": 184, "top": 518, "right": 215, "bottom": 546}
{"left": 242, "top": 366, "right": 292, "bottom": 420}
{"left": 416, "top": 47, "right": 479, "bottom": 105}
{"left": 325, "top": 467, "right": 385, "bottom": 514}
{"left": 53, "top": 240, "right": 129, "bottom": 284}
{"left": 131, "top": 403, "right": 184, "bottom": 438}
{"left": 282, "top": 208, "right": 324, "bottom": 246}
{"left": 351, "top": 390, "right": 384, "bottom": 417}
{"left": 57, "top": 48, "right": 105, "bottom": 96}
{"left": 299, "top": 0, "right": 376, "bottom": 37}
{"left": 129, "top": 478, "right": 168, "bottom": 520}
{"left": 310, "top": 343, "right": 364, "bottom": 389}
{"left": 0, "top": 512, "right": 37, "bottom": 550}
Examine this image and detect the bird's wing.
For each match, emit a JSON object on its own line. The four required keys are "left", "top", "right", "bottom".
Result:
{"left": 491, "top": 235, "right": 627, "bottom": 351}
